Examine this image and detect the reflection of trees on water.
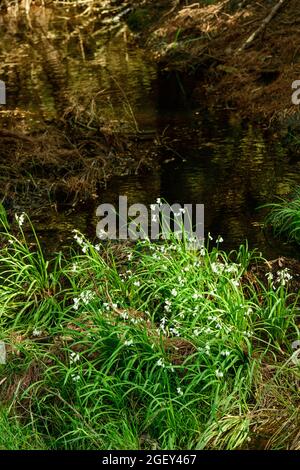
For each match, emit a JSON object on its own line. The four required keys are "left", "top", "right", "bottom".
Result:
{"left": 0, "top": 5, "right": 157, "bottom": 127}
{"left": 159, "top": 125, "right": 300, "bottom": 251}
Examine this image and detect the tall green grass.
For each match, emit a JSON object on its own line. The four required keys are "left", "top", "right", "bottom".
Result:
{"left": 263, "top": 188, "right": 300, "bottom": 244}
{"left": 0, "top": 207, "right": 299, "bottom": 449}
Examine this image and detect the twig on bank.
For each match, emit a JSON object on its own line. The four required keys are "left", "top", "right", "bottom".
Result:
{"left": 237, "top": 0, "right": 289, "bottom": 53}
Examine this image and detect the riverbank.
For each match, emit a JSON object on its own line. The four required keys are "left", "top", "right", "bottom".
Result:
{"left": 0, "top": 210, "right": 299, "bottom": 450}
{"left": 133, "top": 0, "right": 300, "bottom": 125}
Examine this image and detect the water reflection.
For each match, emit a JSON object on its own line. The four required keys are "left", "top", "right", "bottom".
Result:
{"left": 0, "top": 6, "right": 299, "bottom": 257}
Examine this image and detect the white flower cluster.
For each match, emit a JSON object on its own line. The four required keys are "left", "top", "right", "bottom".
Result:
{"left": 70, "top": 351, "right": 80, "bottom": 364}
{"left": 73, "top": 290, "right": 95, "bottom": 310}
{"left": 15, "top": 213, "right": 25, "bottom": 227}
{"left": 69, "top": 351, "right": 81, "bottom": 382}
{"left": 73, "top": 230, "right": 89, "bottom": 253}
{"left": 266, "top": 268, "right": 293, "bottom": 288}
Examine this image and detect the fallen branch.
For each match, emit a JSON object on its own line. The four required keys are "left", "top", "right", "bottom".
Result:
{"left": 237, "top": 0, "right": 289, "bottom": 53}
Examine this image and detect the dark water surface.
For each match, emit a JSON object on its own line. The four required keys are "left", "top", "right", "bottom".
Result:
{"left": 1, "top": 6, "right": 300, "bottom": 257}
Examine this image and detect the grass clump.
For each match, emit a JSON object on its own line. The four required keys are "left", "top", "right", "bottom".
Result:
{"left": 263, "top": 188, "right": 300, "bottom": 244}
{"left": 0, "top": 207, "right": 299, "bottom": 450}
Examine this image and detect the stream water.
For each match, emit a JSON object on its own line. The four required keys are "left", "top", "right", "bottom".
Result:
{"left": 1, "top": 6, "right": 300, "bottom": 258}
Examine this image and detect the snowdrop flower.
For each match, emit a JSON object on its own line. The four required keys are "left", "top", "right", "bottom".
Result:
{"left": 221, "top": 350, "right": 230, "bottom": 357}
{"left": 231, "top": 280, "right": 240, "bottom": 287}
{"left": 171, "top": 288, "right": 178, "bottom": 297}
{"left": 124, "top": 340, "right": 133, "bottom": 346}
{"left": 169, "top": 326, "right": 180, "bottom": 337}
{"left": 32, "top": 329, "right": 42, "bottom": 337}
{"left": 133, "top": 280, "right": 141, "bottom": 287}
{"left": 156, "top": 358, "right": 165, "bottom": 368}
{"left": 276, "top": 268, "right": 293, "bottom": 286}
{"left": 208, "top": 233, "right": 213, "bottom": 241}
{"left": 200, "top": 247, "right": 205, "bottom": 256}
{"left": 226, "top": 264, "right": 239, "bottom": 274}
{"left": 15, "top": 213, "right": 25, "bottom": 227}
{"left": 71, "top": 374, "right": 80, "bottom": 382}
{"left": 266, "top": 272, "right": 273, "bottom": 282}
{"left": 216, "top": 235, "right": 224, "bottom": 243}
{"left": 215, "top": 369, "right": 224, "bottom": 378}
{"left": 73, "top": 297, "right": 80, "bottom": 311}
{"left": 192, "top": 293, "right": 201, "bottom": 300}
{"left": 164, "top": 300, "right": 172, "bottom": 312}
{"left": 177, "top": 387, "right": 183, "bottom": 396}
{"left": 70, "top": 352, "right": 80, "bottom": 364}
{"left": 211, "top": 262, "right": 225, "bottom": 275}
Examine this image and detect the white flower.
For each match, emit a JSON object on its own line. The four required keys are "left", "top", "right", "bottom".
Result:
{"left": 192, "top": 293, "right": 201, "bottom": 300}
{"left": 221, "top": 350, "right": 230, "bottom": 357}
{"left": 133, "top": 280, "right": 141, "bottom": 287}
{"left": 211, "top": 262, "right": 225, "bottom": 275}
{"left": 124, "top": 340, "right": 133, "bottom": 346}
{"left": 171, "top": 288, "right": 178, "bottom": 297}
{"left": 215, "top": 369, "right": 224, "bottom": 378}
{"left": 266, "top": 272, "right": 273, "bottom": 281}
{"left": 245, "top": 307, "right": 253, "bottom": 316}
{"left": 71, "top": 374, "right": 80, "bottom": 382}
{"left": 276, "top": 268, "right": 293, "bottom": 286}
{"left": 15, "top": 213, "right": 25, "bottom": 227}
{"left": 208, "top": 233, "right": 213, "bottom": 241}
{"left": 177, "top": 387, "right": 183, "bottom": 396}
{"left": 169, "top": 326, "right": 180, "bottom": 337}
{"left": 226, "top": 264, "right": 239, "bottom": 274}
{"left": 216, "top": 235, "right": 224, "bottom": 243}
{"left": 70, "top": 352, "right": 80, "bottom": 364}
{"left": 73, "top": 290, "right": 95, "bottom": 310}
{"left": 156, "top": 358, "right": 165, "bottom": 368}
{"left": 71, "top": 263, "right": 78, "bottom": 273}
{"left": 32, "top": 329, "right": 42, "bottom": 337}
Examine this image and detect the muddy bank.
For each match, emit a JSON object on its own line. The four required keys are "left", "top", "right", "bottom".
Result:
{"left": 134, "top": 0, "right": 300, "bottom": 125}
